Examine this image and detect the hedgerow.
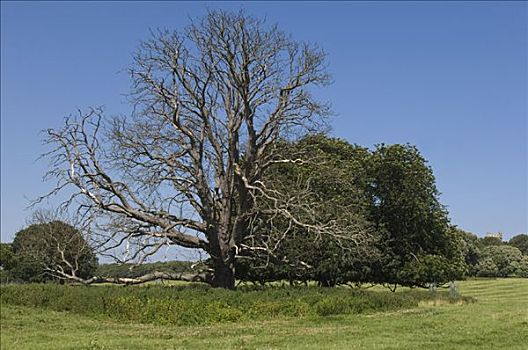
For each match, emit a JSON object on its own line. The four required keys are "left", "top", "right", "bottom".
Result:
{"left": 0, "top": 284, "right": 471, "bottom": 326}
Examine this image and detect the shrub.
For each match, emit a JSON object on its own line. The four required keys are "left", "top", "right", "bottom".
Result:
{"left": 508, "top": 234, "right": 528, "bottom": 256}
{"left": 397, "top": 254, "right": 466, "bottom": 287}
{"left": 0, "top": 284, "right": 471, "bottom": 326}
{"left": 476, "top": 245, "right": 526, "bottom": 277}
{"left": 476, "top": 258, "right": 499, "bottom": 277}
{"left": 10, "top": 221, "right": 97, "bottom": 282}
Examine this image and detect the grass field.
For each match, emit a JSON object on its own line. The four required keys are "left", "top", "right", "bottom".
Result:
{"left": 1, "top": 278, "right": 527, "bottom": 349}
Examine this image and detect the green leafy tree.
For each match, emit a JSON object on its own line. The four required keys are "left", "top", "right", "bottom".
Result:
{"left": 366, "top": 144, "right": 465, "bottom": 286}
{"left": 0, "top": 243, "right": 17, "bottom": 283}
{"left": 510, "top": 256, "right": 528, "bottom": 277}
{"left": 475, "top": 257, "right": 499, "bottom": 277}
{"left": 237, "top": 135, "right": 378, "bottom": 286}
{"left": 11, "top": 220, "right": 97, "bottom": 282}
{"left": 397, "top": 254, "right": 466, "bottom": 288}
{"left": 508, "top": 234, "right": 528, "bottom": 255}
{"left": 0, "top": 243, "right": 16, "bottom": 270}
{"left": 238, "top": 137, "right": 464, "bottom": 288}
{"left": 477, "top": 245, "right": 526, "bottom": 277}
{"left": 457, "top": 229, "right": 481, "bottom": 276}
{"left": 479, "top": 236, "right": 503, "bottom": 248}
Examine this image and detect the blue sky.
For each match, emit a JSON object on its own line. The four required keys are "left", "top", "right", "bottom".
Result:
{"left": 1, "top": 1, "right": 526, "bottom": 242}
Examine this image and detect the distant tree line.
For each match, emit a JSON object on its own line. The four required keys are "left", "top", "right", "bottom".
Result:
{"left": 459, "top": 231, "right": 528, "bottom": 278}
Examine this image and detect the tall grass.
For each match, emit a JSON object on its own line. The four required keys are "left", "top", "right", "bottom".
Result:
{"left": 0, "top": 283, "right": 471, "bottom": 326}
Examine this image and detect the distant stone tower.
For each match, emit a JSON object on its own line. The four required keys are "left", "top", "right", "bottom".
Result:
{"left": 485, "top": 232, "right": 503, "bottom": 241}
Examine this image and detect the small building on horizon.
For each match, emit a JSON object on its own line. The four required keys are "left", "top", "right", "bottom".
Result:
{"left": 485, "top": 232, "right": 503, "bottom": 241}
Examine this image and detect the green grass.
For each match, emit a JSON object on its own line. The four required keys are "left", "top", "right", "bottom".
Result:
{"left": 1, "top": 278, "right": 527, "bottom": 349}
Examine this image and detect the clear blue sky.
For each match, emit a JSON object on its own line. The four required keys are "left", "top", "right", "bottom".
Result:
{"left": 1, "top": 1, "right": 526, "bottom": 243}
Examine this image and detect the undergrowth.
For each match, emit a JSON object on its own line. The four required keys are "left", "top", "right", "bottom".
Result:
{"left": 0, "top": 283, "right": 472, "bottom": 326}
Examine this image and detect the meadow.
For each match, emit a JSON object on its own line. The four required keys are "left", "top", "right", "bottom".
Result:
{"left": 1, "top": 278, "right": 527, "bottom": 349}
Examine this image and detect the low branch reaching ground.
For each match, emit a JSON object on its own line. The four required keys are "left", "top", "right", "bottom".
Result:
{"left": 48, "top": 269, "right": 212, "bottom": 286}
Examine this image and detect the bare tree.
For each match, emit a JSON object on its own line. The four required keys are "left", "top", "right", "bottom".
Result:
{"left": 39, "top": 10, "right": 349, "bottom": 289}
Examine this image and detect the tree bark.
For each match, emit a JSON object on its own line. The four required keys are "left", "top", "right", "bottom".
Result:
{"left": 211, "top": 258, "right": 235, "bottom": 290}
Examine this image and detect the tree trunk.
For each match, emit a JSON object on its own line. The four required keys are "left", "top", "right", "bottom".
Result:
{"left": 209, "top": 207, "right": 237, "bottom": 289}
{"left": 318, "top": 278, "right": 337, "bottom": 288}
{"left": 211, "top": 259, "right": 235, "bottom": 290}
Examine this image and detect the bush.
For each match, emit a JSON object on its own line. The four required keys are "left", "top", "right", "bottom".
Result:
{"left": 510, "top": 257, "right": 528, "bottom": 278}
{"left": 0, "top": 243, "right": 15, "bottom": 270}
{"left": 10, "top": 221, "right": 97, "bottom": 282}
{"left": 476, "top": 246, "right": 526, "bottom": 277}
{"left": 397, "top": 254, "right": 466, "bottom": 287}
{"left": 508, "top": 234, "right": 528, "bottom": 256}
{"left": 0, "top": 284, "right": 471, "bottom": 326}
{"left": 475, "top": 257, "right": 499, "bottom": 277}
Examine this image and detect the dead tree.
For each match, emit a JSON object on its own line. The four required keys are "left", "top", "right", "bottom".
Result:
{"left": 39, "top": 10, "right": 354, "bottom": 289}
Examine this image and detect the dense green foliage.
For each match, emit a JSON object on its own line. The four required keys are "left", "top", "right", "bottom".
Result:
{"left": 0, "top": 283, "right": 469, "bottom": 326}
{"left": 238, "top": 135, "right": 465, "bottom": 287}
{"left": 237, "top": 135, "right": 377, "bottom": 286}
{"left": 479, "top": 236, "right": 503, "bottom": 247}
{"left": 509, "top": 234, "right": 528, "bottom": 255}
{"left": 0, "top": 243, "right": 16, "bottom": 283}
{"left": 366, "top": 144, "right": 465, "bottom": 286}
{"left": 458, "top": 230, "right": 482, "bottom": 276}
{"left": 7, "top": 221, "right": 97, "bottom": 282}
{"left": 397, "top": 254, "right": 466, "bottom": 287}
{"left": 476, "top": 245, "right": 528, "bottom": 277}
{"left": 458, "top": 231, "right": 528, "bottom": 278}
{"left": 0, "top": 243, "right": 15, "bottom": 269}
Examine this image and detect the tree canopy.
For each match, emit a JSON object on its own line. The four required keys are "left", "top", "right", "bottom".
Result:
{"left": 364, "top": 144, "right": 465, "bottom": 287}
{"left": 476, "top": 245, "right": 527, "bottom": 277}
{"left": 237, "top": 136, "right": 465, "bottom": 287}
{"left": 9, "top": 220, "right": 97, "bottom": 282}
{"left": 40, "top": 10, "right": 344, "bottom": 289}
{"left": 509, "top": 234, "right": 528, "bottom": 255}
{"left": 0, "top": 243, "right": 15, "bottom": 271}
{"left": 236, "top": 135, "right": 377, "bottom": 286}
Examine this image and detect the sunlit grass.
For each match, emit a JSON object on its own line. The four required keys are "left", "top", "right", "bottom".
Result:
{"left": 1, "top": 278, "right": 527, "bottom": 349}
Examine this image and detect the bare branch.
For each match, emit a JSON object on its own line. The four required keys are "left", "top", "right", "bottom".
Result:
{"left": 39, "top": 10, "right": 340, "bottom": 289}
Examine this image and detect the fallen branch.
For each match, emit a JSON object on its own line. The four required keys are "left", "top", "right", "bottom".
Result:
{"left": 48, "top": 269, "right": 212, "bottom": 286}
